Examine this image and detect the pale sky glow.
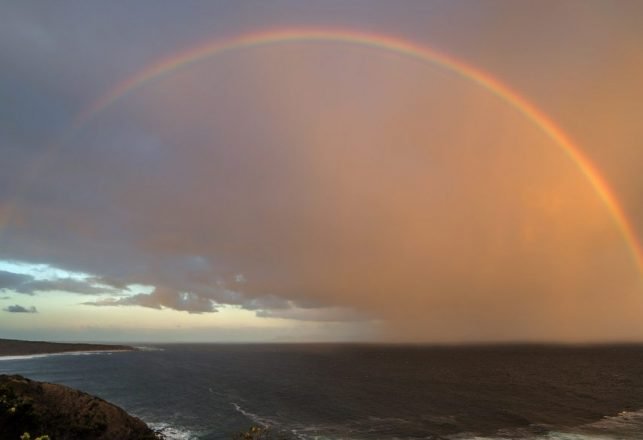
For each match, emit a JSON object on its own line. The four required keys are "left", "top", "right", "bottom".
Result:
{"left": 1, "top": 1, "right": 643, "bottom": 343}
{"left": 0, "top": 260, "right": 91, "bottom": 281}
{"left": 0, "top": 258, "right": 376, "bottom": 342}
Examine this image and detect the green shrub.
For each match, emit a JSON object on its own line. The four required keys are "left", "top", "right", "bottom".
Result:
{"left": 19, "top": 431, "right": 50, "bottom": 440}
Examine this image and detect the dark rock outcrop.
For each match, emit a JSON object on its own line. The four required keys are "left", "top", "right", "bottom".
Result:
{"left": 0, "top": 375, "right": 159, "bottom": 440}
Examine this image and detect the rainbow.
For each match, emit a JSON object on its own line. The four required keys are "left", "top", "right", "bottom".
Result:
{"left": 15, "top": 28, "right": 643, "bottom": 276}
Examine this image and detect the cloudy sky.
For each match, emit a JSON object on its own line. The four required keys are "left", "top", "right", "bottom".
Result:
{"left": 1, "top": 1, "right": 642, "bottom": 343}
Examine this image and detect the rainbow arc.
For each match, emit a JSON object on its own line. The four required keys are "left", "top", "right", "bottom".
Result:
{"left": 7, "top": 28, "right": 643, "bottom": 276}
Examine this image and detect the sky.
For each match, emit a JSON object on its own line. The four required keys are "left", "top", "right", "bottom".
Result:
{"left": 1, "top": 1, "right": 642, "bottom": 343}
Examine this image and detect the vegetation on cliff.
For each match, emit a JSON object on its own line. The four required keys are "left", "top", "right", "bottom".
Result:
{"left": 0, "top": 375, "right": 160, "bottom": 440}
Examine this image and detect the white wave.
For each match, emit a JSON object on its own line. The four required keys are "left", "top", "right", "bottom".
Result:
{"left": 452, "top": 410, "right": 643, "bottom": 439}
{"left": 0, "top": 350, "right": 128, "bottom": 361}
{"left": 469, "top": 434, "right": 628, "bottom": 440}
{"left": 573, "top": 409, "right": 643, "bottom": 439}
{"left": 0, "top": 354, "right": 53, "bottom": 361}
{"left": 193, "top": 403, "right": 643, "bottom": 440}
{"left": 231, "top": 404, "right": 330, "bottom": 440}
{"left": 231, "top": 402, "right": 276, "bottom": 428}
{"left": 149, "top": 422, "right": 195, "bottom": 440}
{"left": 229, "top": 406, "right": 365, "bottom": 440}
{"left": 149, "top": 408, "right": 643, "bottom": 440}
{"left": 289, "top": 424, "right": 359, "bottom": 440}
{"left": 133, "top": 346, "right": 165, "bottom": 351}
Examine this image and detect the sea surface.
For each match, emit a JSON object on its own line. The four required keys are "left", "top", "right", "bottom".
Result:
{"left": 2, "top": 344, "right": 643, "bottom": 439}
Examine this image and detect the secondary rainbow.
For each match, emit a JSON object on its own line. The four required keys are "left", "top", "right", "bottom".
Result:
{"left": 22, "top": 28, "right": 643, "bottom": 276}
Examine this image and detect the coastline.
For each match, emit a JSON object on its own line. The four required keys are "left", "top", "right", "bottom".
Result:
{"left": 0, "top": 338, "right": 135, "bottom": 358}
{"left": 0, "top": 374, "right": 161, "bottom": 439}
{"left": 0, "top": 339, "right": 163, "bottom": 439}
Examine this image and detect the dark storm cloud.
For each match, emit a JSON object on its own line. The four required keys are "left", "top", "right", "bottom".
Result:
{"left": 4, "top": 304, "right": 37, "bottom": 313}
{"left": 85, "top": 287, "right": 217, "bottom": 314}
{"left": 13, "top": 278, "right": 120, "bottom": 296}
{"left": 0, "top": 271, "right": 120, "bottom": 296}
{"left": 0, "top": 271, "right": 33, "bottom": 290}
{"left": 241, "top": 295, "right": 292, "bottom": 311}
{"left": 88, "top": 276, "right": 133, "bottom": 291}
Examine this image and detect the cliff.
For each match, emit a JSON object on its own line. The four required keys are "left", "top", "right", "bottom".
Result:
{"left": 0, "top": 375, "right": 160, "bottom": 440}
{"left": 0, "top": 338, "right": 134, "bottom": 357}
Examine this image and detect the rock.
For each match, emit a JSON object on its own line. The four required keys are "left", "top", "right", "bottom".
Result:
{"left": 0, "top": 374, "right": 160, "bottom": 440}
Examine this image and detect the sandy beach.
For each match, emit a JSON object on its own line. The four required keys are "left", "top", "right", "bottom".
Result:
{"left": 0, "top": 338, "right": 134, "bottom": 357}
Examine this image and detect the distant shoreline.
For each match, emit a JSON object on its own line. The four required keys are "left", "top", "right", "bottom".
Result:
{"left": 0, "top": 338, "right": 135, "bottom": 357}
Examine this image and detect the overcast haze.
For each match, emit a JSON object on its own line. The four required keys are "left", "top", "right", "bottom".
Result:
{"left": 1, "top": 1, "right": 642, "bottom": 343}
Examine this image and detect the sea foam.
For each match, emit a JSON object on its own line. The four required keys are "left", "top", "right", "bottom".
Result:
{"left": 149, "top": 422, "right": 196, "bottom": 440}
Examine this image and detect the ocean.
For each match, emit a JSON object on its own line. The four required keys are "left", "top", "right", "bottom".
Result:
{"left": 2, "top": 344, "right": 643, "bottom": 439}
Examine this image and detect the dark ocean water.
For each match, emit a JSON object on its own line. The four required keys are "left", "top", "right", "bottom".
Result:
{"left": 2, "top": 344, "right": 643, "bottom": 439}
